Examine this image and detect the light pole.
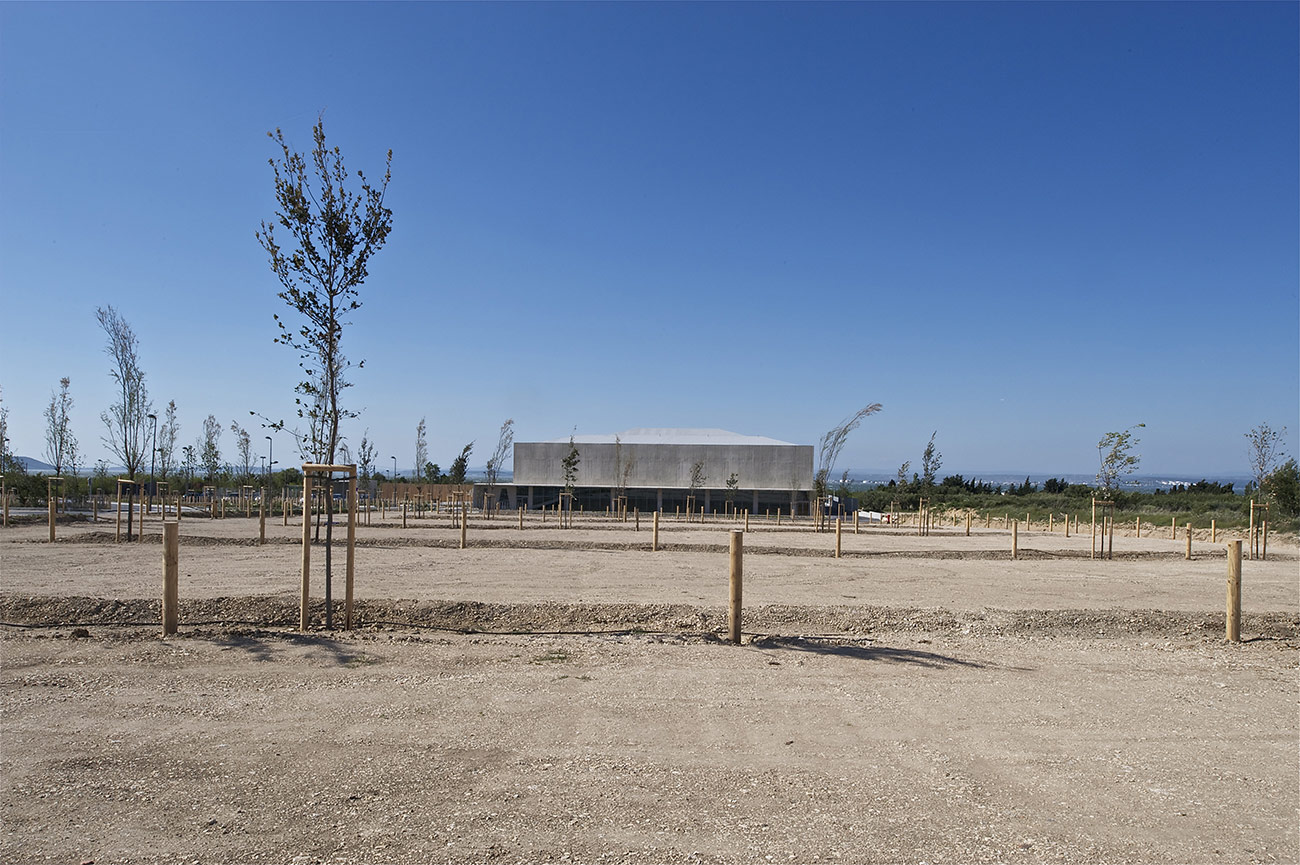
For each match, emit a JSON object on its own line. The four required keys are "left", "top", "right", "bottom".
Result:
{"left": 260, "top": 455, "right": 266, "bottom": 480}
{"left": 147, "top": 413, "right": 158, "bottom": 513}
{"left": 391, "top": 456, "right": 398, "bottom": 482}
{"left": 265, "top": 435, "right": 273, "bottom": 485}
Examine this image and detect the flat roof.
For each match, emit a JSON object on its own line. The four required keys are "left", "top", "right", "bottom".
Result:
{"left": 540, "top": 428, "right": 799, "bottom": 446}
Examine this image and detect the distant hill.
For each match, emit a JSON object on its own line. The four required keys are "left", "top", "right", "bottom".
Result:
{"left": 15, "top": 456, "right": 55, "bottom": 473}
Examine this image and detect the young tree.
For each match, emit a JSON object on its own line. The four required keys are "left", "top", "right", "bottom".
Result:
{"left": 920, "top": 431, "right": 942, "bottom": 487}
{"left": 181, "top": 445, "right": 197, "bottom": 489}
{"left": 43, "top": 376, "right": 76, "bottom": 478}
{"left": 424, "top": 463, "right": 442, "bottom": 483}
{"left": 484, "top": 419, "right": 514, "bottom": 515}
{"left": 230, "top": 421, "right": 254, "bottom": 485}
{"left": 1096, "top": 423, "right": 1144, "bottom": 493}
{"left": 815, "top": 404, "right": 883, "bottom": 525}
{"left": 256, "top": 116, "right": 392, "bottom": 472}
{"left": 0, "top": 385, "right": 12, "bottom": 474}
{"left": 561, "top": 435, "right": 580, "bottom": 524}
{"left": 1245, "top": 422, "right": 1287, "bottom": 494}
{"left": 895, "top": 460, "right": 911, "bottom": 488}
{"left": 725, "top": 471, "right": 740, "bottom": 512}
{"left": 257, "top": 117, "right": 392, "bottom": 630}
{"left": 414, "top": 418, "right": 428, "bottom": 486}
{"left": 199, "top": 415, "right": 223, "bottom": 483}
{"left": 357, "top": 431, "right": 377, "bottom": 482}
{"left": 96, "top": 305, "right": 152, "bottom": 478}
{"left": 448, "top": 442, "right": 474, "bottom": 485}
{"left": 157, "top": 400, "right": 179, "bottom": 481}
{"left": 688, "top": 460, "right": 707, "bottom": 505}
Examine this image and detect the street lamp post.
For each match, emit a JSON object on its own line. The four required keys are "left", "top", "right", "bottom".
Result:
{"left": 265, "top": 435, "right": 273, "bottom": 485}
{"left": 147, "top": 413, "right": 158, "bottom": 514}
{"left": 391, "top": 456, "right": 398, "bottom": 482}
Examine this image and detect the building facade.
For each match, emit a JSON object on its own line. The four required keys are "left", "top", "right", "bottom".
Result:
{"left": 494, "top": 428, "right": 814, "bottom": 515}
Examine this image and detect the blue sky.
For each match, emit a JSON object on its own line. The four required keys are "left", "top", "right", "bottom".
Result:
{"left": 1, "top": 2, "right": 1296, "bottom": 478}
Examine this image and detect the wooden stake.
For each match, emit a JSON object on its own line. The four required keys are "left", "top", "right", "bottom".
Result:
{"left": 259, "top": 488, "right": 266, "bottom": 545}
{"left": 116, "top": 485, "right": 123, "bottom": 543}
{"left": 460, "top": 508, "right": 467, "bottom": 549}
{"left": 854, "top": 510, "right": 859, "bottom": 535}
{"left": 48, "top": 495, "right": 55, "bottom": 543}
{"left": 744, "top": 510, "right": 749, "bottom": 533}
{"left": 1012, "top": 519, "right": 1018, "bottom": 560}
{"left": 835, "top": 516, "right": 842, "bottom": 559}
{"left": 300, "top": 475, "right": 312, "bottom": 632}
{"left": 652, "top": 511, "right": 660, "bottom": 551}
{"left": 1226, "top": 539, "right": 1242, "bottom": 642}
{"left": 1090, "top": 500, "right": 1096, "bottom": 560}
{"left": 162, "top": 522, "right": 178, "bottom": 636}
{"left": 729, "top": 530, "right": 743, "bottom": 644}
{"left": 1171, "top": 516, "right": 1176, "bottom": 540}
{"left": 345, "top": 477, "right": 356, "bottom": 630}
{"left": 519, "top": 507, "right": 524, "bottom": 530}
{"left": 1048, "top": 513, "right": 1053, "bottom": 533}
{"left": 1211, "top": 519, "right": 1216, "bottom": 543}
{"left": 965, "top": 512, "right": 971, "bottom": 537}
{"left": 1064, "top": 513, "right": 1070, "bottom": 538}
{"left": 1185, "top": 523, "right": 1192, "bottom": 560}
{"left": 402, "top": 501, "right": 407, "bottom": 529}
{"left": 1135, "top": 517, "right": 1141, "bottom": 538}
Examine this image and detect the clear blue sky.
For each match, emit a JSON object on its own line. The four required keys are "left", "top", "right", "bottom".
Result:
{"left": 2, "top": 2, "right": 1296, "bottom": 478}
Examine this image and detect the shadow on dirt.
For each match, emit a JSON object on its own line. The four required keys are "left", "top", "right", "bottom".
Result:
{"left": 751, "top": 634, "right": 996, "bottom": 669}
{"left": 208, "top": 632, "right": 377, "bottom": 666}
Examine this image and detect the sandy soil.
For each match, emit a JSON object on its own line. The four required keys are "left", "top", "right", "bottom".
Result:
{"left": 1, "top": 514, "right": 1297, "bottom": 863}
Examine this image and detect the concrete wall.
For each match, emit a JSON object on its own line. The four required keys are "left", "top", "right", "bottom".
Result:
{"left": 513, "top": 441, "right": 813, "bottom": 491}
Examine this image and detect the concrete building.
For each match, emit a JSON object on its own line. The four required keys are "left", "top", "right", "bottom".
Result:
{"left": 491, "top": 428, "right": 814, "bottom": 515}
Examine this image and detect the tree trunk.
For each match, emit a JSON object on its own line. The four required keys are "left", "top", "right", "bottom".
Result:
{"left": 324, "top": 485, "right": 334, "bottom": 629}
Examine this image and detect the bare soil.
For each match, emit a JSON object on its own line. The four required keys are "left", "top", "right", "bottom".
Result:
{"left": 2, "top": 514, "right": 1297, "bottom": 864}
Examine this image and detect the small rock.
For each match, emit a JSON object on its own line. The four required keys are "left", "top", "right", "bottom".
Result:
{"left": 71, "top": 628, "right": 90, "bottom": 639}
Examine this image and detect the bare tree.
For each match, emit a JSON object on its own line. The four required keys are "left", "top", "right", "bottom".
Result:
{"left": 561, "top": 435, "right": 580, "bottom": 526}
{"left": 815, "top": 404, "right": 883, "bottom": 526}
{"left": 0, "top": 385, "right": 12, "bottom": 473}
{"left": 96, "top": 306, "right": 152, "bottom": 478}
{"left": 1245, "top": 422, "right": 1288, "bottom": 494}
{"left": 43, "top": 376, "right": 76, "bottom": 478}
{"left": 157, "top": 400, "right": 179, "bottom": 481}
{"left": 1096, "top": 423, "right": 1144, "bottom": 493}
{"left": 725, "top": 471, "right": 740, "bottom": 512}
{"left": 688, "top": 460, "right": 707, "bottom": 519}
{"left": 484, "top": 418, "right": 514, "bottom": 516}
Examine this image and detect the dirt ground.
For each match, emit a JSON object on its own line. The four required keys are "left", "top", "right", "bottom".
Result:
{"left": 1, "top": 513, "right": 1297, "bottom": 863}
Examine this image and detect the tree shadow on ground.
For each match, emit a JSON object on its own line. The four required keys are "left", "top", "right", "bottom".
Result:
{"left": 208, "top": 632, "right": 377, "bottom": 666}
{"left": 750, "top": 634, "right": 998, "bottom": 669}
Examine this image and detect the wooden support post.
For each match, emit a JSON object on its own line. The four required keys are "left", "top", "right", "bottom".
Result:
{"left": 300, "top": 475, "right": 312, "bottom": 632}
{"left": 283, "top": 491, "right": 289, "bottom": 526}
{"left": 652, "top": 511, "right": 660, "bottom": 551}
{"left": 162, "top": 522, "right": 178, "bottom": 636}
{"left": 1185, "top": 523, "right": 1192, "bottom": 560}
{"left": 1064, "top": 513, "right": 1070, "bottom": 538}
{"left": 985, "top": 513, "right": 990, "bottom": 529}
{"left": 1012, "top": 519, "right": 1018, "bottom": 560}
{"left": 519, "top": 507, "right": 524, "bottom": 530}
{"left": 1135, "top": 517, "right": 1141, "bottom": 538}
{"left": 48, "top": 495, "right": 56, "bottom": 543}
{"left": 460, "top": 508, "right": 467, "bottom": 549}
{"left": 259, "top": 488, "right": 266, "bottom": 545}
{"left": 729, "top": 530, "right": 743, "bottom": 645}
{"left": 345, "top": 477, "right": 356, "bottom": 630}
{"left": 965, "top": 512, "right": 971, "bottom": 536}
{"left": 1226, "top": 539, "right": 1242, "bottom": 642}
{"left": 854, "top": 510, "right": 859, "bottom": 535}
{"left": 402, "top": 501, "right": 407, "bottom": 529}
{"left": 1171, "top": 516, "right": 1176, "bottom": 540}
{"left": 1211, "top": 519, "right": 1216, "bottom": 543}
{"left": 116, "top": 485, "right": 123, "bottom": 543}
{"left": 1048, "top": 513, "right": 1053, "bottom": 533}
{"left": 1262, "top": 520, "right": 1268, "bottom": 561}
{"left": 1090, "top": 500, "right": 1097, "bottom": 560}
{"left": 636, "top": 508, "right": 641, "bottom": 532}
{"left": 835, "top": 516, "right": 842, "bottom": 559}
{"left": 1026, "top": 513, "right": 1031, "bottom": 532}
{"left": 177, "top": 494, "right": 182, "bottom": 523}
